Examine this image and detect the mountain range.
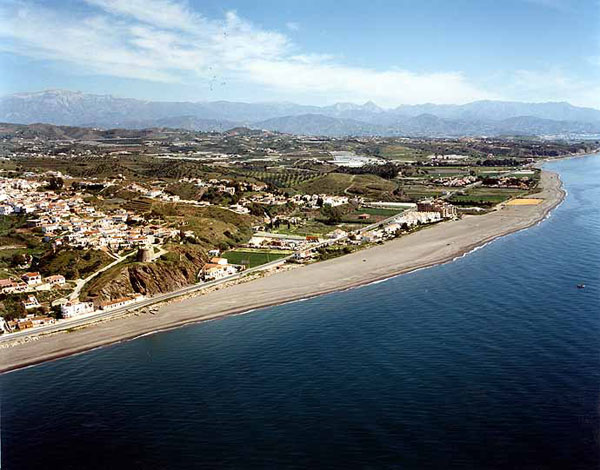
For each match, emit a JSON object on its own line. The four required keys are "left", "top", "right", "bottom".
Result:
{"left": 2, "top": 90, "right": 600, "bottom": 137}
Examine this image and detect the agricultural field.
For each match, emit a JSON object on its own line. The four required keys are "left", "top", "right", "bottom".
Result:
{"left": 338, "top": 206, "right": 404, "bottom": 224}
{"left": 296, "top": 173, "right": 398, "bottom": 200}
{"left": 378, "top": 145, "right": 428, "bottom": 161}
{"left": 272, "top": 219, "right": 334, "bottom": 237}
{"left": 296, "top": 173, "right": 355, "bottom": 195}
{"left": 449, "top": 187, "right": 526, "bottom": 206}
{"left": 243, "top": 170, "right": 320, "bottom": 188}
{"left": 474, "top": 167, "right": 518, "bottom": 177}
{"left": 418, "top": 168, "right": 472, "bottom": 178}
{"left": 400, "top": 185, "right": 449, "bottom": 200}
{"left": 222, "top": 249, "right": 292, "bottom": 268}
{"left": 356, "top": 207, "right": 404, "bottom": 217}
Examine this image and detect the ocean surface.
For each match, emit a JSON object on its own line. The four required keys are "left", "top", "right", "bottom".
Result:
{"left": 1, "top": 155, "right": 599, "bottom": 469}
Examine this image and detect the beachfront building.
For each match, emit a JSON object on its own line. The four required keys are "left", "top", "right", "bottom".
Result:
{"left": 396, "top": 211, "right": 442, "bottom": 228}
{"left": 8, "top": 314, "right": 56, "bottom": 330}
{"left": 201, "top": 262, "right": 237, "bottom": 281}
{"left": 99, "top": 294, "right": 144, "bottom": 311}
{"left": 417, "top": 199, "right": 457, "bottom": 219}
{"left": 384, "top": 223, "right": 402, "bottom": 235}
{"left": 61, "top": 300, "right": 95, "bottom": 318}
{"left": 0, "top": 316, "right": 8, "bottom": 333}
{"left": 361, "top": 230, "right": 384, "bottom": 243}
{"left": 29, "top": 315, "right": 55, "bottom": 327}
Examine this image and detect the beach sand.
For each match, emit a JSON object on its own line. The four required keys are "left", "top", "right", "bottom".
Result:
{"left": 0, "top": 171, "right": 564, "bottom": 373}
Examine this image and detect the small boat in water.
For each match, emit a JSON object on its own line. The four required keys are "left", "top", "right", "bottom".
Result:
{"left": 577, "top": 284, "right": 586, "bottom": 289}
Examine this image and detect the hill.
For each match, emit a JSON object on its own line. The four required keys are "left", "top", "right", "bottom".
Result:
{"left": 2, "top": 90, "right": 600, "bottom": 137}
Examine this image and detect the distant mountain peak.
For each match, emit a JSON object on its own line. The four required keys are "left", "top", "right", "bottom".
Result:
{"left": 1, "top": 90, "right": 599, "bottom": 136}
{"left": 362, "top": 100, "right": 382, "bottom": 111}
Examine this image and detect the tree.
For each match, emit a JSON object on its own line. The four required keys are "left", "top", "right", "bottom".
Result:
{"left": 320, "top": 204, "right": 342, "bottom": 224}
{"left": 11, "top": 253, "right": 28, "bottom": 268}
{"left": 2, "top": 298, "right": 26, "bottom": 320}
{"left": 247, "top": 203, "right": 265, "bottom": 217}
{"left": 47, "top": 176, "right": 64, "bottom": 191}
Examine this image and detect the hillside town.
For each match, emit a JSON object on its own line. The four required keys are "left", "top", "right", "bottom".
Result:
{"left": 0, "top": 169, "right": 460, "bottom": 334}
{"left": 0, "top": 123, "right": 574, "bottom": 336}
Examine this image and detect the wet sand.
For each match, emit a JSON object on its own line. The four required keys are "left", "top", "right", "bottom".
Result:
{"left": 0, "top": 171, "right": 564, "bottom": 373}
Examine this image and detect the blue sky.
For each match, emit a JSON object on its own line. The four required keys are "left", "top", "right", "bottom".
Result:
{"left": 0, "top": 0, "right": 599, "bottom": 107}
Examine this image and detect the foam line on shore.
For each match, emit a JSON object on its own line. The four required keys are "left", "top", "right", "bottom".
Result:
{"left": 0, "top": 169, "right": 567, "bottom": 373}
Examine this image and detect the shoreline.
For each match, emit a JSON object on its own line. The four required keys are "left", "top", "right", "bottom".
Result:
{"left": 0, "top": 169, "right": 566, "bottom": 374}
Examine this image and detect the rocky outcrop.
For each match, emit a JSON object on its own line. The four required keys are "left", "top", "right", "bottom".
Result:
{"left": 83, "top": 246, "right": 206, "bottom": 303}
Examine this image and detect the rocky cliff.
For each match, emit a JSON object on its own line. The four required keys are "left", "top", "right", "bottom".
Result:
{"left": 82, "top": 246, "right": 206, "bottom": 303}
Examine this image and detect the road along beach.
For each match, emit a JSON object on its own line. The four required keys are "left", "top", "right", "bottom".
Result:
{"left": 0, "top": 170, "right": 564, "bottom": 373}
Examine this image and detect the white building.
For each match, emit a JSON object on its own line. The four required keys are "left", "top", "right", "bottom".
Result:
{"left": 99, "top": 294, "right": 144, "bottom": 311}
{"left": 61, "top": 300, "right": 94, "bottom": 318}
{"left": 46, "top": 275, "right": 66, "bottom": 287}
{"left": 22, "top": 295, "right": 41, "bottom": 310}
{"left": 0, "top": 205, "right": 14, "bottom": 215}
{"left": 22, "top": 272, "right": 42, "bottom": 286}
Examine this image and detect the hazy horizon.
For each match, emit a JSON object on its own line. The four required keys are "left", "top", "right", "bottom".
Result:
{"left": 1, "top": 0, "right": 599, "bottom": 108}
{"left": 5, "top": 88, "right": 600, "bottom": 112}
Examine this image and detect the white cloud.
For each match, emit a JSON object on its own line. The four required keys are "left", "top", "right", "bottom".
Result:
{"left": 0, "top": 0, "right": 547, "bottom": 106}
{"left": 83, "top": 0, "right": 203, "bottom": 32}
{"left": 286, "top": 22, "right": 300, "bottom": 31}
{"left": 506, "top": 69, "right": 600, "bottom": 108}
{"left": 244, "top": 59, "right": 493, "bottom": 105}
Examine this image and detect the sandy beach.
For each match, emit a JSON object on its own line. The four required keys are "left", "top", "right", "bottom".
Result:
{"left": 0, "top": 170, "right": 565, "bottom": 373}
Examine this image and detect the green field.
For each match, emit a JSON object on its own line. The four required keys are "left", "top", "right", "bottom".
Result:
{"left": 296, "top": 173, "right": 397, "bottom": 199}
{"left": 379, "top": 145, "right": 427, "bottom": 161}
{"left": 244, "top": 170, "right": 320, "bottom": 188}
{"left": 272, "top": 220, "right": 333, "bottom": 237}
{"left": 0, "top": 215, "right": 45, "bottom": 272}
{"left": 338, "top": 206, "right": 404, "bottom": 224}
{"left": 401, "top": 185, "right": 448, "bottom": 200}
{"left": 296, "top": 173, "right": 354, "bottom": 194}
{"left": 222, "top": 249, "right": 291, "bottom": 268}
{"left": 449, "top": 187, "right": 526, "bottom": 206}
{"left": 357, "top": 207, "right": 404, "bottom": 217}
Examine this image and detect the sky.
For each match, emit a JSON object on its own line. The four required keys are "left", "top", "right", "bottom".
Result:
{"left": 0, "top": 0, "right": 599, "bottom": 108}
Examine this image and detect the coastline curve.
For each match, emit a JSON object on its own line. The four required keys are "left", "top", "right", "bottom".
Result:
{"left": 0, "top": 169, "right": 566, "bottom": 373}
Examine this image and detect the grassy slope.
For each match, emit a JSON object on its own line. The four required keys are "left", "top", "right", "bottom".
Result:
{"left": 296, "top": 173, "right": 397, "bottom": 200}
{"left": 36, "top": 249, "right": 113, "bottom": 280}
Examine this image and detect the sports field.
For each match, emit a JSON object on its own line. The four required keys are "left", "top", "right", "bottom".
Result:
{"left": 222, "top": 249, "right": 292, "bottom": 268}
{"left": 506, "top": 198, "right": 543, "bottom": 206}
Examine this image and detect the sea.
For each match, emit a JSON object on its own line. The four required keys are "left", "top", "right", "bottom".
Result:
{"left": 1, "top": 154, "right": 599, "bottom": 469}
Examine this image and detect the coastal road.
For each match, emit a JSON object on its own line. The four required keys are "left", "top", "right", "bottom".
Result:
{"left": 0, "top": 169, "right": 569, "bottom": 373}
{"left": 0, "top": 255, "right": 290, "bottom": 342}
{"left": 0, "top": 211, "right": 407, "bottom": 343}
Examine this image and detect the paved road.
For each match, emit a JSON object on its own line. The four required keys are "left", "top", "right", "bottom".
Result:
{"left": 0, "top": 211, "right": 407, "bottom": 342}
{"left": 1, "top": 256, "right": 290, "bottom": 342}
{"left": 69, "top": 251, "right": 135, "bottom": 300}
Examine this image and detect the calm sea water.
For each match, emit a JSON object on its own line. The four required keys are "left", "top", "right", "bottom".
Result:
{"left": 1, "top": 155, "right": 599, "bottom": 469}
